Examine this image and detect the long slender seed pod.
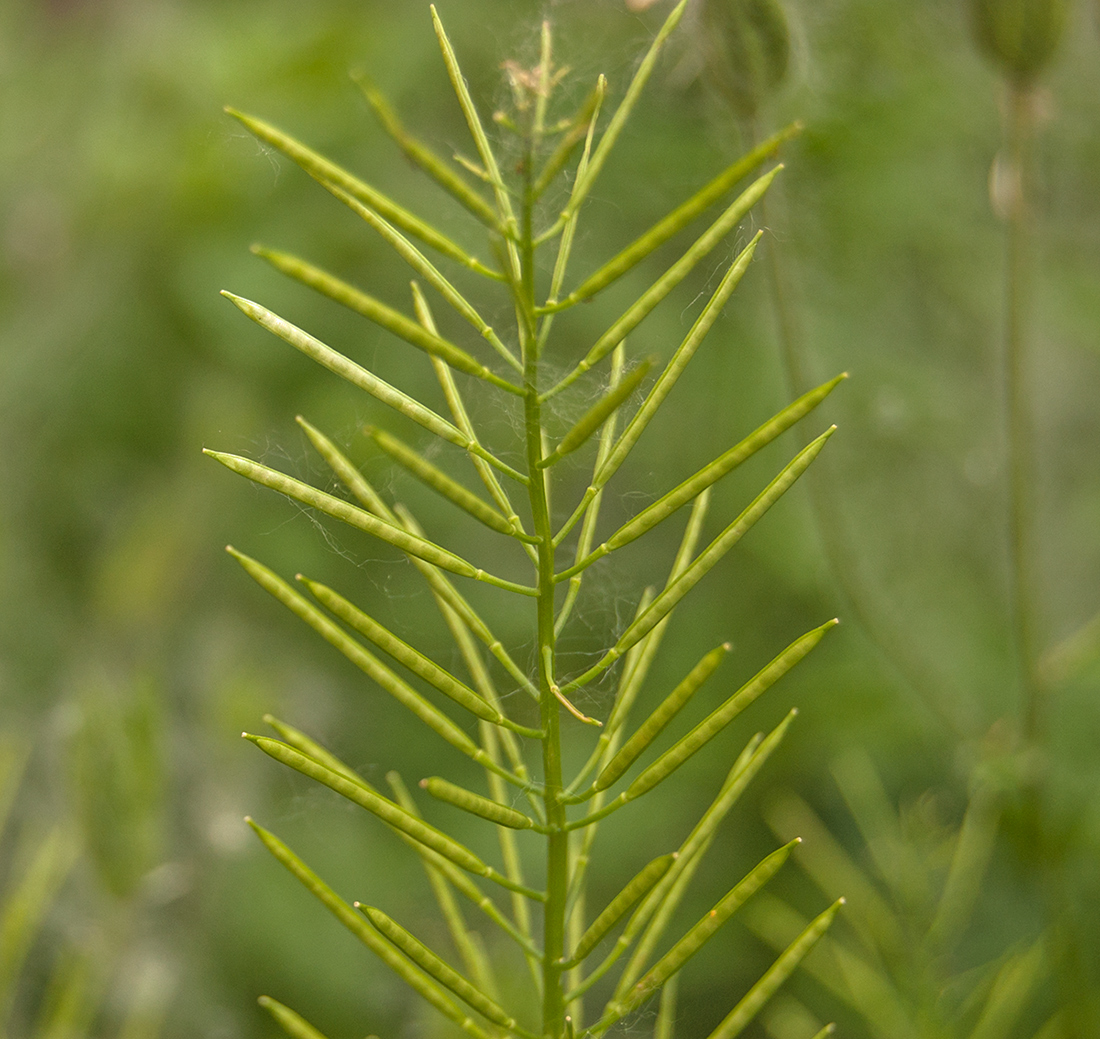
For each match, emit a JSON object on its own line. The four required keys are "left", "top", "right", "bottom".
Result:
{"left": 352, "top": 72, "right": 500, "bottom": 228}
{"left": 297, "top": 576, "right": 532, "bottom": 732}
{"left": 258, "top": 997, "right": 333, "bottom": 1039}
{"left": 246, "top": 736, "right": 545, "bottom": 901}
{"left": 543, "top": 172, "right": 780, "bottom": 401}
{"left": 294, "top": 417, "right": 538, "bottom": 698}
{"left": 430, "top": 6, "right": 517, "bottom": 241}
{"left": 532, "top": 84, "right": 603, "bottom": 200}
{"left": 207, "top": 455, "right": 536, "bottom": 596}
{"left": 421, "top": 777, "right": 535, "bottom": 830}
{"left": 386, "top": 775, "right": 542, "bottom": 958}
{"left": 226, "top": 548, "right": 529, "bottom": 783}
{"left": 246, "top": 819, "right": 495, "bottom": 1039}
{"left": 623, "top": 623, "right": 835, "bottom": 802}
{"left": 622, "top": 840, "right": 800, "bottom": 1010}
{"left": 558, "top": 0, "right": 689, "bottom": 228}
{"left": 538, "top": 360, "right": 653, "bottom": 469}
{"left": 595, "top": 644, "right": 730, "bottom": 791}
{"left": 262, "top": 714, "right": 367, "bottom": 788}
{"left": 559, "top": 434, "right": 834, "bottom": 693}
{"left": 702, "top": 901, "right": 844, "bottom": 1039}
{"left": 366, "top": 426, "right": 529, "bottom": 539}
{"left": 250, "top": 247, "right": 520, "bottom": 391}
{"left": 225, "top": 108, "right": 499, "bottom": 277}
{"left": 357, "top": 905, "right": 525, "bottom": 1032}
{"left": 565, "top": 854, "right": 676, "bottom": 968}
{"left": 552, "top": 120, "right": 799, "bottom": 306}
{"left": 220, "top": 293, "right": 525, "bottom": 482}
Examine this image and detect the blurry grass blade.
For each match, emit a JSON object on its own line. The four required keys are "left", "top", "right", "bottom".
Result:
{"left": 226, "top": 548, "right": 529, "bottom": 776}
{"left": 623, "top": 623, "right": 835, "bottom": 801}
{"left": 250, "top": 249, "right": 521, "bottom": 391}
{"left": 596, "top": 378, "right": 845, "bottom": 554}
{"left": 366, "top": 426, "right": 529, "bottom": 539}
{"left": 431, "top": 6, "right": 516, "bottom": 237}
{"left": 654, "top": 973, "right": 678, "bottom": 1039}
{"left": 592, "top": 234, "right": 762, "bottom": 493}
{"left": 927, "top": 783, "right": 1001, "bottom": 955}
{"left": 532, "top": 83, "right": 603, "bottom": 200}
{"left": 969, "top": 940, "right": 1047, "bottom": 1039}
{"left": 358, "top": 905, "right": 526, "bottom": 1032}
{"left": 595, "top": 644, "right": 730, "bottom": 791}
{"left": 207, "top": 451, "right": 536, "bottom": 594}
{"left": 246, "top": 737, "right": 542, "bottom": 899}
{"left": 421, "top": 777, "right": 535, "bottom": 830}
{"left": 246, "top": 819, "right": 494, "bottom": 1039}
{"left": 352, "top": 71, "right": 499, "bottom": 227}
{"left": 560, "top": 0, "right": 689, "bottom": 225}
{"left": 620, "top": 840, "right": 799, "bottom": 1013}
{"left": 258, "top": 996, "right": 333, "bottom": 1039}
{"left": 703, "top": 901, "right": 843, "bottom": 1039}
{"left": 0, "top": 738, "right": 30, "bottom": 843}
{"left": 226, "top": 108, "right": 498, "bottom": 276}
{"left": 539, "top": 360, "right": 652, "bottom": 469}
{"left": 564, "top": 165, "right": 781, "bottom": 311}
{"left": 1038, "top": 608, "right": 1100, "bottom": 686}
{"left": 566, "top": 854, "right": 676, "bottom": 967}
{"left": 0, "top": 827, "right": 79, "bottom": 1020}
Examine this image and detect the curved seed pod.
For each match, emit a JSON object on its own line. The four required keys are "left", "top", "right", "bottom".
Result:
{"left": 246, "top": 735, "right": 543, "bottom": 902}
{"left": 352, "top": 72, "right": 499, "bottom": 228}
{"left": 251, "top": 247, "right": 520, "bottom": 392}
{"left": 624, "top": 840, "right": 800, "bottom": 1010}
{"left": 704, "top": 899, "right": 843, "bottom": 1039}
{"left": 421, "top": 777, "right": 534, "bottom": 830}
{"left": 970, "top": 0, "right": 1068, "bottom": 83}
{"left": 566, "top": 854, "right": 676, "bottom": 968}
{"left": 358, "top": 905, "right": 522, "bottom": 1031}
{"left": 366, "top": 427, "right": 523, "bottom": 539}
{"left": 257, "top": 996, "right": 332, "bottom": 1039}
{"left": 539, "top": 360, "right": 653, "bottom": 469}
{"left": 624, "top": 621, "right": 836, "bottom": 802}
{"left": 225, "top": 108, "right": 497, "bottom": 277}
{"left": 595, "top": 644, "right": 730, "bottom": 792}
{"left": 246, "top": 819, "right": 494, "bottom": 1039}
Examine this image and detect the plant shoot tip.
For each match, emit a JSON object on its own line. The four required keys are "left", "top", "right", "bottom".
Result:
{"left": 722, "top": 641, "right": 732, "bottom": 651}
{"left": 418, "top": 778, "right": 429, "bottom": 788}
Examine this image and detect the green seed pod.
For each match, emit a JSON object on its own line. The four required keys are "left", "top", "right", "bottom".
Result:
{"left": 695, "top": 0, "right": 791, "bottom": 120}
{"left": 970, "top": 0, "right": 1069, "bottom": 83}
{"left": 420, "top": 777, "right": 535, "bottom": 830}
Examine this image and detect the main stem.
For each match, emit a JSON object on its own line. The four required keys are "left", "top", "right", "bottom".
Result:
{"left": 517, "top": 129, "right": 568, "bottom": 1039}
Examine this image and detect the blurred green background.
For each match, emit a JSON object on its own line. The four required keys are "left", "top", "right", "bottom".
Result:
{"left": 1, "top": 0, "right": 1098, "bottom": 1037}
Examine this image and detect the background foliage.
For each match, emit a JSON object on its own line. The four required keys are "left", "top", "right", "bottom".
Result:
{"left": 1, "top": 1, "right": 1097, "bottom": 1037}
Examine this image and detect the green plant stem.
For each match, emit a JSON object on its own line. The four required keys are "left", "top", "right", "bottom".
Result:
{"left": 1002, "top": 83, "right": 1039, "bottom": 742}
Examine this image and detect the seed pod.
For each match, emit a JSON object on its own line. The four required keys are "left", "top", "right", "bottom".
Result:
{"left": 970, "top": 0, "right": 1069, "bottom": 83}
{"left": 420, "top": 777, "right": 534, "bottom": 830}
{"left": 695, "top": 0, "right": 791, "bottom": 120}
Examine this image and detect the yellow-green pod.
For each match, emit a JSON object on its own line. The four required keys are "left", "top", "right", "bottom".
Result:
{"left": 706, "top": 899, "right": 843, "bottom": 1039}
{"left": 970, "top": 0, "right": 1068, "bottom": 84}
{"left": 258, "top": 997, "right": 332, "bottom": 1039}
{"left": 596, "top": 644, "right": 730, "bottom": 792}
{"left": 567, "top": 854, "right": 677, "bottom": 967}
{"left": 358, "top": 905, "right": 519, "bottom": 1030}
{"left": 421, "top": 777, "right": 534, "bottom": 831}
{"left": 366, "top": 427, "right": 520, "bottom": 538}
{"left": 539, "top": 361, "right": 653, "bottom": 469}
{"left": 624, "top": 621, "right": 837, "bottom": 802}
{"left": 625, "top": 840, "right": 800, "bottom": 1009}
